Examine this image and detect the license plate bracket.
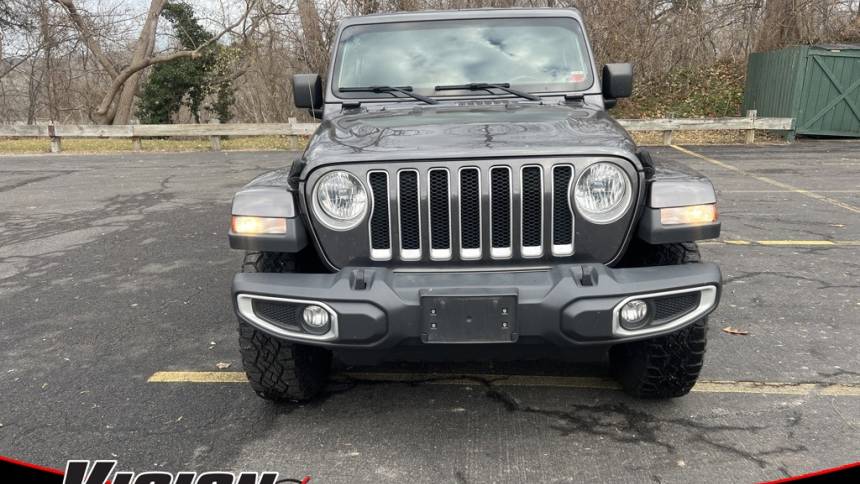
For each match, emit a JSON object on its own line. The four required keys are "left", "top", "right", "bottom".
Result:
{"left": 420, "top": 293, "right": 517, "bottom": 344}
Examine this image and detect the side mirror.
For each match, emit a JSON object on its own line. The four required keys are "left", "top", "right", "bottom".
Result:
{"left": 602, "top": 63, "right": 633, "bottom": 109}
{"left": 293, "top": 74, "right": 323, "bottom": 118}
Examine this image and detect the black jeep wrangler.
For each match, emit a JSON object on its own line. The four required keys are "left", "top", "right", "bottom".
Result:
{"left": 228, "top": 8, "right": 722, "bottom": 401}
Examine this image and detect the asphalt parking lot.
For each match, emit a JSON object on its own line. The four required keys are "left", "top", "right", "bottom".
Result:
{"left": 1, "top": 140, "right": 858, "bottom": 483}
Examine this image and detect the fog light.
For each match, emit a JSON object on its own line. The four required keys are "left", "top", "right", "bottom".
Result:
{"left": 619, "top": 299, "right": 649, "bottom": 329}
{"left": 302, "top": 305, "right": 330, "bottom": 332}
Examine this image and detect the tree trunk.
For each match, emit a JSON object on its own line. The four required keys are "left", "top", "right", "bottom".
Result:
{"left": 110, "top": 0, "right": 162, "bottom": 124}
{"left": 297, "top": 0, "right": 327, "bottom": 75}
{"left": 26, "top": 61, "right": 42, "bottom": 125}
{"left": 39, "top": 1, "right": 58, "bottom": 122}
{"left": 112, "top": 74, "right": 140, "bottom": 124}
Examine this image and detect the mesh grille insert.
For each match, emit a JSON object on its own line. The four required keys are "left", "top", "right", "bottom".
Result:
{"left": 490, "top": 167, "right": 511, "bottom": 248}
{"left": 252, "top": 300, "right": 302, "bottom": 329}
{"left": 553, "top": 166, "right": 573, "bottom": 246}
{"left": 368, "top": 172, "right": 390, "bottom": 250}
{"left": 399, "top": 171, "right": 420, "bottom": 251}
{"left": 460, "top": 168, "right": 481, "bottom": 250}
{"left": 652, "top": 292, "right": 701, "bottom": 323}
{"left": 429, "top": 169, "right": 450, "bottom": 250}
{"left": 521, "top": 166, "right": 542, "bottom": 248}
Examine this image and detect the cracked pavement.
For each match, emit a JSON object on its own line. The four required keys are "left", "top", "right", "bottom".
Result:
{"left": 0, "top": 142, "right": 858, "bottom": 483}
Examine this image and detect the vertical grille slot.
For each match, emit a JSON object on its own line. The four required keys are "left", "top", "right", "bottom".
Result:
{"left": 428, "top": 168, "right": 451, "bottom": 260}
{"left": 398, "top": 170, "right": 421, "bottom": 260}
{"left": 459, "top": 168, "right": 481, "bottom": 260}
{"left": 521, "top": 166, "right": 543, "bottom": 257}
{"left": 552, "top": 165, "right": 574, "bottom": 256}
{"left": 490, "top": 167, "right": 512, "bottom": 259}
{"left": 368, "top": 171, "right": 391, "bottom": 260}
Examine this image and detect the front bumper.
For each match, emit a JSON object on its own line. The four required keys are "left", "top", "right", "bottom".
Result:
{"left": 232, "top": 263, "right": 722, "bottom": 350}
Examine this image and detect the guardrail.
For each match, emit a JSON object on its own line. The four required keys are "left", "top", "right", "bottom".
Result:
{"left": 0, "top": 111, "right": 793, "bottom": 153}
{"left": 620, "top": 110, "right": 793, "bottom": 144}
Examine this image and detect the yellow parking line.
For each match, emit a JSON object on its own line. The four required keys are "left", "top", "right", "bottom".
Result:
{"left": 758, "top": 240, "right": 835, "bottom": 246}
{"left": 700, "top": 240, "right": 859, "bottom": 247}
{"left": 671, "top": 145, "right": 860, "bottom": 215}
{"left": 721, "top": 190, "right": 860, "bottom": 193}
{"left": 691, "top": 381, "right": 816, "bottom": 395}
{"left": 820, "top": 385, "right": 860, "bottom": 397}
{"left": 147, "top": 371, "right": 860, "bottom": 396}
{"left": 148, "top": 371, "right": 248, "bottom": 383}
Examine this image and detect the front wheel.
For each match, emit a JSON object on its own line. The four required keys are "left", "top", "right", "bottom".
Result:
{"left": 610, "top": 318, "right": 708, "bottom": 398}
{"left": 237, "top": 251, "right": 332, "bottom": 402}
{"left": 238, "top": 321, "right": 332, "bottom": 402}
{"left": 611, "top": 242, "right": 708, "bottom": 398}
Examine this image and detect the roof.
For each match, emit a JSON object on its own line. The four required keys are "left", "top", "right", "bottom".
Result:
{"left": 340, "top": 8, "right": 583, "bottom": 26}
{"left": 812, "top": 43, "right": 860, "bottom": 51}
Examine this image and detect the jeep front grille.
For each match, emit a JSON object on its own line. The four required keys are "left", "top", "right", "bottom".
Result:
{"left": 366, "top": 164, "right": 575, "bottom": 262}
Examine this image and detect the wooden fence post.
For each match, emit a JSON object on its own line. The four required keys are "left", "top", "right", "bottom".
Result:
{"left": 48, "top": 124, "right": 62, "bottom": 153}
{"left": 287, "top": 117, "right": 297, "bottom": 150}
{"left": 745, "top": 110, "right": 757, "bottom": 144}
{"left": 209, "top": 119, "right": 221, "bottom": 151}
{"left": 663, "top": 129, "right": 672, "bottom": 145}
{"left": 132, "top": 137, "right": 142, "bottom": 151}
{"left": 662, "top": 113, "right": 674, "bottom": 145}
{"left": 662, "top": 130, "right": 673, "bottom": 145}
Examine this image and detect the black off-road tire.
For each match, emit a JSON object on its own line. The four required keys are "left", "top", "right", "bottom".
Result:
{"left": 611, "top": 242, "right": 708, "bottom": 399}
{"left": 237, "top": 251, "right": 332, "bottom": 402}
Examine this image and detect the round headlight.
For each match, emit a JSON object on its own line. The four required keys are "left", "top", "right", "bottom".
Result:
{"left": 573, "top": 162, "right": 632, "bottom": 224}
{"left": 314, "top": 171, "right": 368, "bottom": 230}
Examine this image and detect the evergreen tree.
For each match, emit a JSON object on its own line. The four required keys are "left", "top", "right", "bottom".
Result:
{"left": 137, "top": 2, "right": 235, "bottom": 124}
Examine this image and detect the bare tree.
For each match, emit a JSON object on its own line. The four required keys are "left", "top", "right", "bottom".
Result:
{"left": 4, "top": 0, "right": 859, "bottom": 125}
{"left": 297, "top": 0, "right": 329, "bottom": 75}
{"left": 51, "top": 0, "right": 261, "bottom": 124}
{"left": 755, "top": 0, "right": 804, "bottom": 52}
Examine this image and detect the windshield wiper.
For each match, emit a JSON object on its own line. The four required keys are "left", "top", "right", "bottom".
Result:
{"left": 338, "top": 85, "right": 438, "bottom": 104}
{"left": 434, "top": 82, "right": 541, "bottom": 101}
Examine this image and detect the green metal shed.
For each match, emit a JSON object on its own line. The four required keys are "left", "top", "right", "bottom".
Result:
{"left": 744, "top": 44, "right": 860, "bottom": 137}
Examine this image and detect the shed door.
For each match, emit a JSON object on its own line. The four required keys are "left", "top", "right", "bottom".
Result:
{"left": 797, "top": 50, "right": 860, "bottom": 137}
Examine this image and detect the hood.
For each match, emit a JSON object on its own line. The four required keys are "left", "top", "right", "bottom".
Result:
{"left": 301, "top": 102, "right": 638, "bottom": 169}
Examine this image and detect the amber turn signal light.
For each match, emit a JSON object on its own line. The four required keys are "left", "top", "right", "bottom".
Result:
{"left": 231, "top": 216, "right": 287, "bottom": 235}
{"left": 660, "top": 204, "right": 717, "bottom": 225}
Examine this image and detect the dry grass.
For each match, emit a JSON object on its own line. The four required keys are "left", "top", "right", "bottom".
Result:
{"left": 0, "top": 135, "right": 308, "bottom": 155}
{"left": 632, "top": 130, "right": 789, "bottom": 146}
{"left": 0, "top": 131, "right": 789, "bottom": 155}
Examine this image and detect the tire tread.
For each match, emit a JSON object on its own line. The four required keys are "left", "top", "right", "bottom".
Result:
{"left": 237, "top": 251, "right": 330, "bottom": 402}
{"left": 612, "top": 242, "right": 708, "bottom": 399}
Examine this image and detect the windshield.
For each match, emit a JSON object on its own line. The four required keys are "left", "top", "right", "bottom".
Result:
{"left": 333, "top": 18, "right": 594, "bottom": 98}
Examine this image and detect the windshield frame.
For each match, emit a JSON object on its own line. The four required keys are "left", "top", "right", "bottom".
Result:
{"left": 327, "top": 12, "right": 598, "bottom": 103}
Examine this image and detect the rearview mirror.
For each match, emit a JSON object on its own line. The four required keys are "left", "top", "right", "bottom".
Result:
{"left": 602, "top": 64, "right": 633, "bottom": 109}
{"left": 293, "top": 74, "right": 323, "bottom": 118}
